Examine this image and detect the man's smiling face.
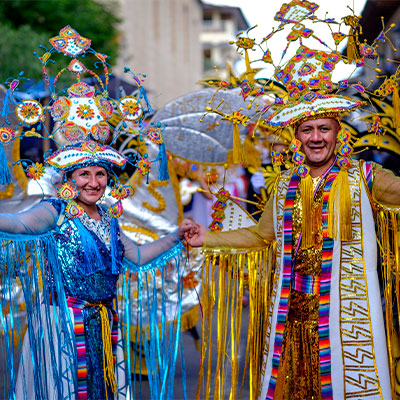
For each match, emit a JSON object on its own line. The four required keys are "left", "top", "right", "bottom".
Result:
{"left": 295, "top": 118, "right": 339, "bottom": 170}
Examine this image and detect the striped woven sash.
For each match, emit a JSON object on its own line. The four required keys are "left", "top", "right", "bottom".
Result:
{"left": 66, "top": 296, "right": 118, "bottom": 400}
{"left": 266, "top": 163, "right": 340, "bottom": 400}
{"left": 292, "top": 272, "right": 320, "bottom": 295}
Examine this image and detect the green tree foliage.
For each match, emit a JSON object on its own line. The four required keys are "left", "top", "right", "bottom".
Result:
{"left": 0, "top": 0, "right": 120, "bottom": 84}
{"left": 0, "top": 24, "right": 48, "bottom": 83}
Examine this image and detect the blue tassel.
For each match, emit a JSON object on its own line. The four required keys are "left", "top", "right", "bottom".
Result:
{"left": 0, "top": 84, "right": 13, "bottom": 185}
{"left": 0, "top": 143, "right": 12, "bottom": 185}
{"left": 1, "top": 86, "right": 11, "bottom": 118}
{"left": 110, "top": 217, "right": 121, "bottom": 274}
{"left": 157, "top": 142, "right": 169, "bottom": 181}
{"left": 73, "top": 219, "right": 104, "bottom": 274}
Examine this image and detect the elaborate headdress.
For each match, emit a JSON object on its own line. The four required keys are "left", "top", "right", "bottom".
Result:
{"left": 0, "top": 26, "right": 169, "bottom": 218}
{"left": 262, "top": 1, "right": 400, "bottom": 244}
{"left": 203, "top": 0, "right": 400, "bottom": 244}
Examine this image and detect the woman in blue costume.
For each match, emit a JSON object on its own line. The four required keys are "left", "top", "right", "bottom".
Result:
{"left": 0, "top": 141, "right": 197, "bottom": 400}
{"left": 0, "top": 26, "right": 202, "bottom": 400}
{"left": 0, "top": 25, "right": 200, "bottom": 399}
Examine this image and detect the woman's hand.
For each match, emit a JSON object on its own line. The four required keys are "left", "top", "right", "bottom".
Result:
{"left": 178, "top": 218, "right": 198, "bottom": 241}
{"left": 184, "top": 222, "right": 206, "bottom": 247}
{"left": 177, "top": 219, "right": 207, "bottom": 247}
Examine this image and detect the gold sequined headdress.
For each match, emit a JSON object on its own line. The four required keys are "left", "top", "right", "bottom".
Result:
{"left": 205, "top": 0, "right": 399, "bottom": 243}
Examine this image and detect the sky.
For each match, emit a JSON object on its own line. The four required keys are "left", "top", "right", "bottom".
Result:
{"left": 202, "top": 0, "right": 368, "bottom": 80}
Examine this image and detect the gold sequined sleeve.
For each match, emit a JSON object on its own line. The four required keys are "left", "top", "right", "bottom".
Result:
{"left": 372, "top": 164, "right": 400, "bottom": 206}
{"left": 204, "top": 195, "right": 275, "bottom": 249}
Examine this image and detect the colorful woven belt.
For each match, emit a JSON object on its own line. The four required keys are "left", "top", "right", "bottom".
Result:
{"left": 292, "top": 272, "right": 320, "bottom": 295}
{"left": 66, "top": 296, "right": 119, "bottom": 400}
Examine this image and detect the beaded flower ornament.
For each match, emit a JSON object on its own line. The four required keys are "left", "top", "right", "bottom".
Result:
{"left": 0, "top": 26, "right": 169, "bottom": 219}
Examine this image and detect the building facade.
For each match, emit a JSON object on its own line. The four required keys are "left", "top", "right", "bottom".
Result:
{"left": 115, "top": 0, "right": 203, "bottom": 109}
{"left": 201, "top": 4, "right": 249, "bottom": 79}
{"left": 114, "top": 1, "right": 249, "bottom": 109}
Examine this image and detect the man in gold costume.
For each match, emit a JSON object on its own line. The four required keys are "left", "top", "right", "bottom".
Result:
{"left": 187, "top": 112, "right": 400, "bottom": 399}
{"left": 185, "top": 0, "right": 400, "bottom": 397}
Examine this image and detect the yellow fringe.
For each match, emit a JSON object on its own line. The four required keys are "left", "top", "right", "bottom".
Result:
{"left": 392, "top": 85, "right": 400, "bottom": 130}
{"left": 301, "top": 175, "right": 314, "bottom": 247}
{"left": 197, "top": 245, "right": 275, "bottom": 399}
{"left": 376, "top": 207, "right": 400, "bottom": 399}
{"left": 327, "top": 169, "right": 352, "bottom": 241}
{"left": 99, "top": 305, "right": 118, "bottom": 399}
{"left": 232, "top": 124, "right": 245, "bottom": 164}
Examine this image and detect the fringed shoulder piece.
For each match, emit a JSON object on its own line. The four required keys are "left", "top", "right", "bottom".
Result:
{"left": 197, "top": 241, "right": 277, "bottom": 399}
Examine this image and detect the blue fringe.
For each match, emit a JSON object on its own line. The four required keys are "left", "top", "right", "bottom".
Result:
{"left": 0, "top": 232, "right": 77, "bottom": 398}
{"left": 0, "top": 143, "right": 12, "bottom": 185}
{"left": 0, "top": 231, "right": 186, "bottom": 399}
{"left": 123, "top": 241, "right": 184, "bottom": 273}
{"left": 157, "top": 143, "right": 169, "bottom": 181}
{"left": 121, "top": 243, "right": 186, "bottom": 400}
{"left": 73, "top": 219, "right": 105, "bottom": 274}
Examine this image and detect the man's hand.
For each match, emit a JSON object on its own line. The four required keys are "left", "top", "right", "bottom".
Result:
{"left": 185, "top": 222, "right": 207, "bottom": 247}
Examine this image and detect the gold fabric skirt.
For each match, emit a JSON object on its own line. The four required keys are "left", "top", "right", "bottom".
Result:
{"left": 274, "top": 289, "right": 321, "bottom": 400}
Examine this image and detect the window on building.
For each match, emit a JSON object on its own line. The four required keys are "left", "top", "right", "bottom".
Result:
{"left": 203, "top": 48, "right": 213, "bottom": 71}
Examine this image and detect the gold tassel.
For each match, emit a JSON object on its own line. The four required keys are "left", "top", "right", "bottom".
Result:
{"left": 244, "top": 49, "right": 255, "bottom": 85}
{"left": 243, "top": 136, "right": 261, "bottom": 169}
{"left": 347, "top": 28, "right": 359, "bottom": 63}
{"left": 327, "top": 177, "right": 339, "bottom": 239}
{"left": 393, "top": 85, "right": 400, "bottom": 129}
{"left": 99, "top": 305, "right": 118, "bottom": 399}
{"left": 232, "top": 123, "right": 245, "bottom": 164}
{"left": 301, "top": 175, "right": 314, "bottom": 247}
{"left": 327, "top": 170, "right": 352, "bottom": 241}
{"left": 338, "top": 170, "right": 352, "bottom": 241}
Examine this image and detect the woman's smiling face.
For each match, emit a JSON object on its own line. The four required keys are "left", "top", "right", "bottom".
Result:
{"left": 69, "top": 165, "right": 108, "bottom": 207}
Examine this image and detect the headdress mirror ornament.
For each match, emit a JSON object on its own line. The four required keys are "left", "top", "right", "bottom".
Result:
{"left": 0, "top": 26, "right": 170, "bottom": 218}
